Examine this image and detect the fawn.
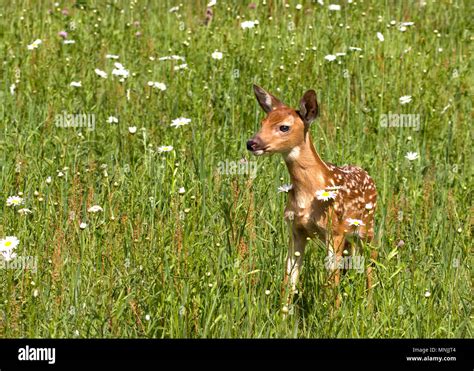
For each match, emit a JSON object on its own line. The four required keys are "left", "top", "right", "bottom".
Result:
{"left": 247, "top": 85, "right": 377, "bottom": 306}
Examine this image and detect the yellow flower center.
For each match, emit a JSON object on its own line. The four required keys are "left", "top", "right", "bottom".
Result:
{"left": 5, "top": 241, "right": 12, "bottom": 247}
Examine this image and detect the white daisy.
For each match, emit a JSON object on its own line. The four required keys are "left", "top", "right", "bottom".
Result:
{"left": 112, "top": 62, "right": 129, "bottom": 78}
{"left": 328, "top": 4, "right": 341, "bottom": 11}
{"left": 178, "top": 187, "right": 186, "bottom": 194}
{"left": 0, "top": 236, "right": 20, "bottom": 251}
{"left": 153, "top": 82, "right": 167, "bottom": 91}
{"left": 113, "top": 61, "right": 127, "bottom": 70}
{"left": 211, "top": 51, "right": 223, "bottom": 60}
{"left": 79, "top": 222, "right": 88, "bottom": 230}
{"left": 95, "top": 68, "right": 108, "bottom": 79}
{"left": 63, "top": 40, "right": 76, "bottom": 44}
{"left": 241, "top": 20, "right": 257, "bottom": 29}
{"left": 171, "top": 117, "right": 191, "bottom": 128}
{"left": 18, "top": 208, "right": 33, "bottom": 215}
{"left": 6, "top": 196, "right": 24, "bottom": 207}
{"left": 399, "top": 95, "right": 412, "bottom": 105}
{"left": 316, "top": 190, "right": 337, "bottom": 201}
{"left": 349, "top": 46, "right": 363, "bottom": 51}
{"left": 173, "top": 63, "right": 188, "bottom": 71}
{"left": 405, "top": 151, "right": 419, "bottom": 161}
{"left": 10, "top": 83, "right": 16, "bottom": 95}
{"left": 376, "top": 32, "right": 385, "bottom": 42}
{"left": 1, "top": 249, "right": 17, "bottom": 262}
{"left": 87, "top": 205, "right": 103, "bottom": 213}
{"left": 147, "top": 81, "right": 167, "bottom": 91}
{"left": 347, "top": 218, "right": 365, "bottom": 227}
{"left": 106, "top": 54, "right": 120, "bottom": 59}
{"left": 107, "top": 116, "right": 119, "bottom": 124}
{"left": 128, "top": 126, "right": 137, "bottom": 134}
{"left": 278, "top": 184, "right": 293, "bottom": 193}
{"left": 207, "top": 0, "right": 217, "bottom": 6}
{"left": 158, "top": 145, "right": 174, "bottom": 153}
{"left": 324, "top": 54, "right": 337, "bottom": 62}
{"left": 27, "top": 39, "right": 42, "bottom": 50}
{"left": 70, "top": 81, "right": 82, "bottom": 87}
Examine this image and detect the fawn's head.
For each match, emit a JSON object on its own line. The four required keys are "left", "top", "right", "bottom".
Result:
{"left": 247, "top": 85, "right": 319, "bottom": 156}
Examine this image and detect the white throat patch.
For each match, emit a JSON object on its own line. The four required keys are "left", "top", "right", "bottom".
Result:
{"left": 285, "top": 146, "right": 300, "bottom": 161}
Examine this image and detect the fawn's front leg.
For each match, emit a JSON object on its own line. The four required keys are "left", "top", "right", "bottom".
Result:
{"left": 283, "top": 227, "right": 308, "bottom": 303}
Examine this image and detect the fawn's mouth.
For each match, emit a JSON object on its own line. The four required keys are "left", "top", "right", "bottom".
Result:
{"left": 246, "top": 139, "right": 270, "bottom": 156}
{"left": 250, "top": 146, "right": 270, "bottom": 156}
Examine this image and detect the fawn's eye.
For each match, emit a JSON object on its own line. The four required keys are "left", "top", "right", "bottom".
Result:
{"left": 280, "top": 125, "right": 290, "bottom": 132}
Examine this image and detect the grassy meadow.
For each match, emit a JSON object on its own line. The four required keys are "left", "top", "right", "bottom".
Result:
{"left": 0, "top": 0, "right": 472, "bottom": 338}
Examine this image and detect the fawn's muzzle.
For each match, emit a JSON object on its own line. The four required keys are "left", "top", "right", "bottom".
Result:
{"left": 246, "top": 139, "right": 257, "bottom": 151}
{"left": 246, "top": 137, "right": 266, "bottom": 156}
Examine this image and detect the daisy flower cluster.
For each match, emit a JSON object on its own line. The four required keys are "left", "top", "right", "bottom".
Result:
{"left": 111, "top": 62, "right": 129, "bottom": 80}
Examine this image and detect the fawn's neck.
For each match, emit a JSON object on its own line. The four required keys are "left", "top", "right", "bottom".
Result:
{"left": 283, "top": 133, "right": 330, "bottom": 195}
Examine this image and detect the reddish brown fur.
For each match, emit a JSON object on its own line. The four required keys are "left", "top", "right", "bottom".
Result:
{"left": 248, "top": 85, "right": 377, "bottom": 306}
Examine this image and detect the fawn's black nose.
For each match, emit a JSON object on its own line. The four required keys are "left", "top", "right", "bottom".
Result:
{"left": 246, "top": 140, "right": 256, "bottom": 151}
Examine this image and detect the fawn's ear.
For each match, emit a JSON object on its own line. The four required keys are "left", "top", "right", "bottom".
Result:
{"left": 299, "top": 90, "right": 319, "bottom": 126}
{"left": 253, "top": 85, "right": 285, "bottom": 113}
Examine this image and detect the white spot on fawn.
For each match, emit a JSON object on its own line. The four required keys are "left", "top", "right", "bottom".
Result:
{"left": 286, "top": 146, "right": 300, "bottom": 161}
